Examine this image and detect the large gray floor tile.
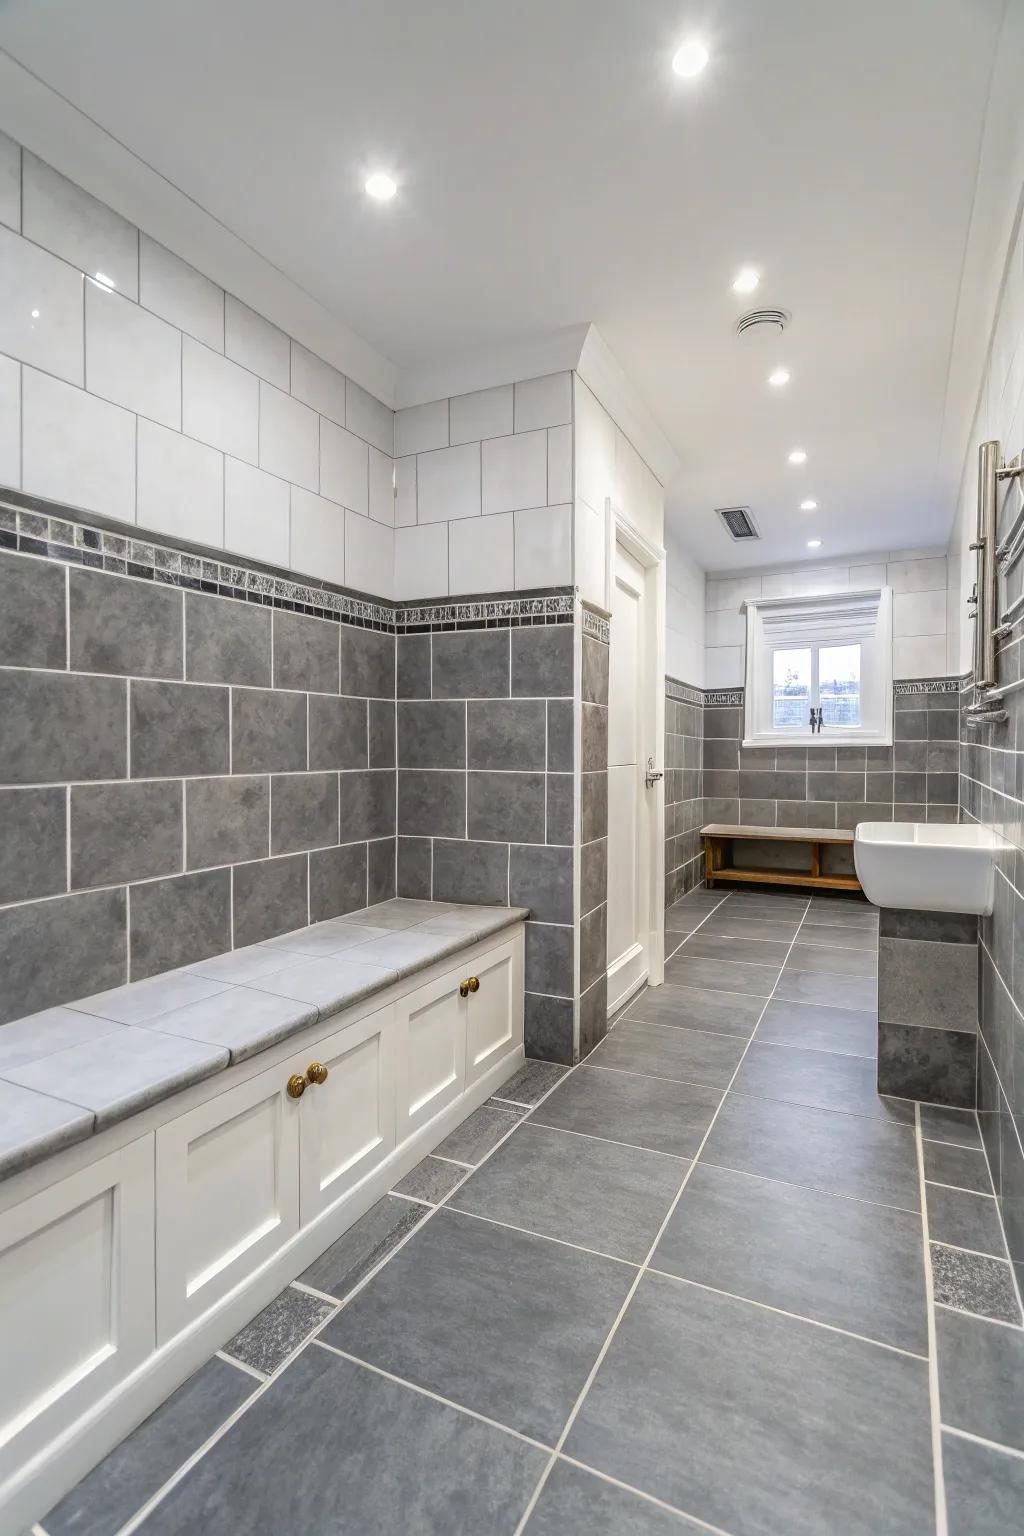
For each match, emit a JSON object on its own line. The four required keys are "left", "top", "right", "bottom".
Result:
{"left": 392, "top": 1155, "right": 467, "bottom": 1204}
{"left": 786, "top": 943, "right": 877, "bottom": 978}
{"left": 937, "top": 1307, "right": 1024, "bottom": 1450}
{"left": 931, "top": 1245, "right": 1021, "bottom": 1324}
{"left": 754, "top": 998, "right": 877, "bottom": 1058}
{"left": 493, "top": 1058, "right": 569, "bottom": 1106}
{"left": 653, "top": 1162, "right": 927, "bottom": 1354}
{"left": 566, "top": 1273, "right": 933, "bottom": 1536}
{"left": 44, "top": 1357, "right": 255, "bottom": 1536}
{"left": 923, "top": 1141, "right": 992, "bottom": 1194}
{"left": 449, "top": 1121, "right": 685, "bottom": 1262}
{"left": 223, "top": 1285, "right": 335, "bottom": 1375}
{"left": 139, "top": 1346, "right": 544, "bottom": 1535}
{"left": 925, "top": 1184, "right": 1005, "bottom": 1256}
{"left": 434, "top": 1103, "right": 521, "bottom": 1164}
{"left": 702, "top": 1092, "right": 920, "bottom": 1211}
{"left": 321, "top": 1208, "right": 634, "bottom": 1443}
{"left": 919, "top": 1104, "right": 982, "bottom": 1149}
{"left": 775, "top": 967, "right": 877, "bottom": 1012}
{"left": 943, "top": 1430, "right": 1024, "bottom": 1536}
{"left": 799, "top": 921, "right": 879, "bottom": 951}
{"left": 675, "top": 933, "right": 791, "bottom": 968}
{"left": 531, "top": 1065, "right": 722, "bottom": 1159}
{"left": 663, "top": 955, "right": 779, "bottom": 998}
{"left": 589, "top": 1018, "right": 747, "bottom": 1088}
{"left": 733, "top": 1041, "right": 913, "bottom": 1123}
{"left": 299, "top": 1195, "right": 427, "bottom": 1300}
{"left": 700, "top": 915, "right": 801, "bottom": 944}
{"left": 625, "top": 983, "right": 763, "bottom": 1038}
{"left": 525, "top": 1461, "right": 705, "bottom": 1533}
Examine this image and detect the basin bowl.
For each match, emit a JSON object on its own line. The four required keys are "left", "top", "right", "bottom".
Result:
{"left": 854, "top": 821, "right": 1008, "bottom": 915}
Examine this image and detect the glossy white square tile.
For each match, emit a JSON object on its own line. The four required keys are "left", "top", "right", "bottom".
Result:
{"left": 395, "top": 399, "right": 448, "bottom": 457}
{"left": 449, "top": 385, "right": 512, "bottom": 445}
{"left": 0, "top": 130, "right": 19, "bottom": 232}
{"left": 224, "top": 457, "right": 290, "bottom": 566}
{"left": 0, "top": 225, "right": 84, "bottom": 385}
{"left": 893, "top": 634, "right": 946, "bottom": 679}
{"left": 395, "top": 454, "right": 417, "bottom": 527}
{"left": 182, "top": 336, "right": 259, "bottom": 463}
{"left": 22, "top": 152, "right": 138, "bottom": 300}
{"left": 547, "top": 422, "right": 572, "bottom": 505}
{"left": 290, "top": 487, "right": 345, "bottom": 585}
{"left": 893, "top": 588, "right": 946, "bottom": 637}
{"left": 886, "top": 558, "right": 947, "bottom": 593}
{"left": 514, "top": 503, "right": 572, "bottom": 590}
{"left": 320, "top": 419, "right": 369, "bottom": 514}
{"left": 290, "top": 342, "right": 346, "bottom": 426}
{"left": 137, "top": 416, "right": 223, "bottom": 545}
{"left": 514, "top": 372, "right": 572, "bottom": 432}
{"left": 417, "top": 441, "right": 480, "bottom": 523}
{"left": 705, "top": 576, "right": 762, "bottom": 611}
{"left": 22, "top": 367, "right": 135, "bottom": 521}
{"left": 139, "top": 236, "right": 224, "bottom": 351}
{"left": 346, "top": 378, "right": 394, "bottom": 455}
{"left": 259, "top": 381, "right": 318, "bottom": 491}
{"left": 394, "top": 523, "right": 448, "bottom": 600}
{"left": 481, "top": 428, "right": 546, "bottom": 514}
{"left": 85, "top": 280, "right": 181, "bottom": 429}
{"left": 0, "top": 354, "right": 20, "bottom": 487}
{"left": 705, "top": 608, "right": 746, "bottom": 647}
{"left": 225, "top": 296, "right": 289, "bottom": 388}
{"left": 450, "top": 511, "right": 514, "bottom": 595}
{"left": 345, "top": 507, "right": 393, "bottom": 597}
{"left": 368, "top": 444, "right": 395, "bottom": 525}
{"left": 705, "top": 646, "right": 745, "bottom": 687}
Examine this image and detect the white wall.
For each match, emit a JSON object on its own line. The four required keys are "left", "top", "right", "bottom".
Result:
{"left": 704, "top": 549, "right": 950, "bottom": 687}
{"left": 665, "top": 528, "right": 705, "bottom": 688}
{"left": 573, "top": 375, "right": 664, "bottom": 609}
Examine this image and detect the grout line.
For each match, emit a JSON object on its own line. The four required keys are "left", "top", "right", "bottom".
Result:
{"left": 933, "top": 1301, "right": 1024, "bottom": 1331}
{"left": 214, "top": 1349, "right": 268, "bottom": 1383}
{"left": 940, "top": 1424, "right": 1024, "bottom": 1462}
{"left": 556, "top": 1454, "right": 735, "bottom": 1536}
{"left": 438, "top": 1202, "right": 640, "bottom": 1269}
{"left": 915, "top": 1102, "right": 949, "bottom": 1536}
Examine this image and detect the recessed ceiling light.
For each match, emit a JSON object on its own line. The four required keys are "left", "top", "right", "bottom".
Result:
{"left": 672, "top": 39, "right": 709, "bottom": 78}
{"left": 93, "top": 272, "right": 115, "bottom": 291}
{"left": 768, "top": 368, "right": 790, "bottom": 388}
{"left": 30, "top": 309, "right": 39, "bottom": 319}
{"left": 732, "top": 266, "right": 760, "bottom": 295}
{"left": 800, "top": 499, "right": 818, "bottom": 511}
{"left": 807, "top": 539, "right": 822, "bottom": 549}
{"left": 788, "top": 448, "right": 807, "bottom": 465}
{"left": 365, "top": 172, "right": 397, "bottom": 201}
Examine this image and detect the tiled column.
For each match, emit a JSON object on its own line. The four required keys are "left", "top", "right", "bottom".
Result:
{"left": 876, "top": 910, "right": 978, "bottom": 1107}
{"left": 579, "top": 609, "right": 609, "bottom": 1058}
{"left": 664, "top": 679, "right": 703, "bottom": 903}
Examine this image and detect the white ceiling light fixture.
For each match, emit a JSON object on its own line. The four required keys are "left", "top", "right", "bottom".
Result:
{"left": 788, "top": 448, "right": 808, "bottom": 464}
{"left": 672, "top": 39, "right": 709, "bottom": 78}
{"left": 365, "top": 172, "right": 397, "bottom": 201}
{"left": 768, "top": 368, "right": 790, "bottom": 387}
{"left": 807, "top": 539, "right": 822, "bottom": 549}
{"left": 732, "top": 266, "right": 760, "bottom": 295}
{"left": 800, "top": 499, "right": 818, "bottom": 510}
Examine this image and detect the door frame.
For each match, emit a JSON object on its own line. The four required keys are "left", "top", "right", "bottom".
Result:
{"left": 604, "top": 498, "right": 666, "bottom": 1001}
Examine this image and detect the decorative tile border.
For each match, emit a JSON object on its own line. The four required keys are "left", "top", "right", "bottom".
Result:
{"left": 704, "top": 689, "right": 744, "bottom": 706}
{"left": 894, "top": 678, "right": 963, "bottom": 696}
{"left": 581, "top": 607, "right": 611, "bottom": 644}
{"left": 398, "top": 592, "right": 574, "bottom": 633}
{"left": 665, "top": 677, "right": 703, "bottom": 706}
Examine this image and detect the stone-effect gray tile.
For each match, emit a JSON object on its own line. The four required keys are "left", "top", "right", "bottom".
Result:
{"left": 546, "top": 697, "right": 573, "bottom": 771}
{"left": 581, "top": 836, "right": 607, "bottom": 916}
{"left": 70, "top": 779, "right": 182, "bottom": 888}
{"left": 396, "top": 835, "right": 431, "bottom": 899}
{"left": 272, "top": 610, "right": 338, "bottom": 693}
{"left": 0, "top": 785, "right": 66, "bottom": 903}
{"left": 509, "top": 843, "right": 573, "bottom": 924}
{"left": 533, "top": 1065, "right": 721, "bottom": 1159}
{"left": 467, "top": 699, "right": 546, "bottom": 769}
{"left": 143, "top": 985, "right": 315, "bottom": 1062}
{"left": 232, "top": 687, "right": 308, "bottom": 774}
{"left": 367, "top": 836, "right": 395, "bottom": 905}
{"left": 774, "top": 967, "right": 877, "bottom": 1012}
{"left": 512, "top": 624, "right": 573, "bottom": 697}
{"left": 787, "top": 942, "right": 877, "bottom": 977}
{"left": 433, "top": 1103, "right": 521, "bottom": 1164}
{"left": 300, "top": 1194, "right": 427, "bottom": 1299}
{"left": 224, "top": 1286, "right": 335, "bottom": 1375}
{"left": 339, "top": 625, "right": 394, "bottom": 698}
{"left": 525, "top": 993, "right": 574, "bottom": 1063}
{"left": 526, "top": 1460, "right": 704, "bottom": 1535}
{"left": 664, "top": 954, "right": 779, "bottom": 998}
{"left": 73, "top": 969, "right": 227, "bottom": 1025}
{"left": 270, "top": 772, "right": 338, "bottom": 855}
{"left": 525, "top": 922, "right": 573, "bottom": 997}
{"left": 468, "top": 771, "right": 545, "bottom": 843}
{"left": 308, "top": 694, "right": 368, "bottom": 770}
{"left": 877, "top": 1020, "right": 977, "bottom": 1109}
{"left": 546, "top": 773, "right": 573, "bottom": 845}
{"left": 755, "top": 998, "right": 876, "bottom": 1057}
{"left": 581, "top": 701, "right": 608, "bottom": 772}
{"left": 680, "top": 932, "right": 789, "bottom": 968}
{"left": 943, "top": 1430, "right": 1024, "bottom": 1536}
{"left": 0, "top": 1079, "right": 95, "bottom": 1178}
{"left": 185, "top": 591, "right": 272, "bottom": 686}
{"left": 931, "top": 1243, "right": 1021, "bottom": 1323}
{"left": 581, "top": 632, "right": 610, "bottom": 705}
{"left": 0, "top": 549, "right": 65, "bottom": 668}
{"left": 581, "top": 769, "right": 608, "bottom": 843}
{"left": 368, "top": 699, "right": 395, "bottom": 767}
{"left": 392, "top": 1156, "right": 467, "bottom": 1204}
{"left": 579, "top": 903, "right": 607, "bottom": 992}
{"left": 251, "top": 952, "right": 394, "bottom": 1012}
{"left": 130, "top": 679, "right": 229, "bottom": 778}
{"left": 625, "top": 982, "right": 763, "bottom": 1037}
{"left": 338, "top": 769, "right": 395, "bottom": 840}
{"left": 736, "top": 1040, "right": 913, "bottom": 1123}
{"left": 69, "top": 566, "right": 182, "bottom": 679}
{"left": 0, "top": 1005, "right": 124, "bottom": 1070}
{"left": 129, "top": 868, "right": 232, "bottom": 979}
{"left": 232, "top": 853, "right": 309, "bottom": 947}
{"left": 398, "top": 700, "right": 466, "bottom": 767}
{"left": 920, "top": 1104, "right": 982, "bottom": 1148}
{"left": 926, "top": 1184, "right": 1004, "bottom": 1256}
{"left": 924, "top": 1140, "right": 992, "bottom": 1193}
{"left": 0, "top": 670, "right": 126, "bottom": 784}
{"left": 432, "top": 628, "right": 509, "bottom": 698}
{"left": 494, "top": 1058, "right": 569, "bottom": 1106}
{"left": 396, "top": 633, "right": 430, "bottom": 698}
{"left": 0, "top": 887, "right": 127, "bottom": 1025}
{"left": 879, "top": 908, "right": 977, "bottom": 943}
{"left": 937, "top": 1306, "right": 1024, "bottom": 1450}
{"left": 591, "top": 1018, "right": 747, "bottom": 1088}
{"left": 186, "top": 776, "right": 269, "bottom": 869}
{"left": 431, "top": 837, "right": 508, "bottom": 905}
{"left": 878, "top": 936, "right": 977, "bottom": 1028}
{"left": 398, "top": 769, "right": 466, "bottom": 838}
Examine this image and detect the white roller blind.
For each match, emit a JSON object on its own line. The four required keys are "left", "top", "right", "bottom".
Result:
{"left": 759, "top": 591, "right": 881, "bottom": 647}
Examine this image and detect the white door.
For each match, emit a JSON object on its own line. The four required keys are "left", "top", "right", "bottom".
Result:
{"left": 607, "top": 542, "right": 651, "bottom": 1009}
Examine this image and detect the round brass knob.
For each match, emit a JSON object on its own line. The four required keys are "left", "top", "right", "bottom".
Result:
{"left": 306, "top": 1061, "right": 328, "bottom": 1085}
{"left": 286, "top": 1074, "right": 306, "bottom": 1099}
{"left": 467, "top": 976, "right": 480, "bottom": 993}
{"left": 459, "top": 979, "right": 470, "bottom": 998}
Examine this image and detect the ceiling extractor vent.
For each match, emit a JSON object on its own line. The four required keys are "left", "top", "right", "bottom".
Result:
{"left": 735, "top": 308, "right": 790, "bottom": 337}
{"left": 717, "top": 506, "right": 760, "bottom": 541}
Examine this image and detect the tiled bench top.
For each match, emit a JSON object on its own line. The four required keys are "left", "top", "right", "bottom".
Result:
{"left": 0, "top": 899, "right": 528, "bottom": 1181}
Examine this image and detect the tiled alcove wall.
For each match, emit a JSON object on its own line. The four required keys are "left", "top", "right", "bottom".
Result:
{"left": 664, "top": 678, "right": 703, "bottom": 904}
{"left": 580, "top": 617, "right": 609, "bottom": 1059}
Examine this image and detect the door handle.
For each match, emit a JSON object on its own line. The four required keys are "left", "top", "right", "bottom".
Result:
{"left": 645, "top": 755, "right": 663, "bottom": 788}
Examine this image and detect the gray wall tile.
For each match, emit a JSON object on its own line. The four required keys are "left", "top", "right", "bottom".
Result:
{"left": 0, "top": 670, "right": 126, "bottom": 783}
{"left": 185, "top": 593, "right": 272, "bottom": 687}
{"left": 397, "top": 634, "right": 430, "bottom": 699}
{"left": 433, "top": 629, "right": 510, "bottom": 699}
{"left": 308, "top": 695, "right": 368, "bottom": 771}
{"left": 581, "top": 703, "right": 608, "bottom": 773}
{"left": 510, "top": 844, "right": 573, "bottom": 925}
{"left": 878, "top": 937, "right": 978, "bottom": 1030}
{"left": 581, "top": 837, "right": 607, "bottom": 916}
{"left": 232, "top": 688, "right": 307, "bottom": 774}
{"left": 271, "top": 772, "right": 339, "bottom": 855}
{"left": 524, "top": 992, "right": 574, "bottom": 1063}
{"left": 398, "top": 770, "right": 466, "bottom": 838}
{"left": 0, "top": 551, "right": 66, "bottom": 669}
{"left": 0, "top": 786, "right": 66, "bottom": 903}
{"left": 878, "top": 1021, "right": 977, "bottom": 1109}
{"left": 581, "top": 770, "right": 608, "bottom": 843}
{"left": 468, "top": 771, "right": 545, "bottom": 843}
{"left": 340, "top": 626, "right": 394, "bottom": 699}
{"left": 368, "top": 838, "right": 396, "bottom": 905}
{"left": 340, "top": 769, "right": 396, "bottom": 841}
{"left": 526, "top": 922, "right": 573, "bottom": 996}
{"left": 468, "top": 700, "right": 546, "bottom": 770}
{"left": 130, "top": 680, "right": 229, "bottom": 779}
{"left": 546, "top": 774, "right": 573, "bottom": 845}
{"left": 130, "top": 868, "right": 232, "bottom": 980}
{"left": 431, "top": 838, "right": 509, "bottom": 905}
{"left": 0, "top": 887, "right": 127, "bottom": 1024}
{"left": 309, "top": 842, "right": 367, "bottom": 921}
{"left": 186, "top": 776, "right": 269, "bottom": 870}
{"left": 547, "top": 699, "right": 573, "bottom": 772}
{"left": 69, "top": 568, "right": 182, "bottom": 680}
{"left": 396, "top": 836, "right": 432, "bottom": 900}
{"left": 512, "top": 625, "right": 573, "bottom": 697}
{"left": 579, "top": 972, "right": 608, "bottom": 1056}
{"left": 233, "top": 854, "right": 309, "bottom": 946}
{"left": 71, "top": 780, "right": 182, "bottom": 888}
{"left": 273, "top": 611, "right": 339, "bottom": 694}
{"left": 398, "top": 701, "right": 466, "bottom": 768}
{"left": 880, "top": 909, "right": 978, "bottom": 944}
{"left": 581, "top": 634, "right": 609, "bottom": 706}
{"left": 369, "top": 701, "right": 395, "bottom": 768}
{"left": 580, "top": 903, "right": 607, "bottom": 992}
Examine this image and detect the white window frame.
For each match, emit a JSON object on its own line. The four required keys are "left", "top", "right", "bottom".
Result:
{"left": 742, "top": 587, "right": 893, "bottom": 748}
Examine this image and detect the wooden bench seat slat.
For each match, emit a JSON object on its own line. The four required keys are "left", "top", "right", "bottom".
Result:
{"left": 700, "top": 824, "right": 863, "bottom": 895}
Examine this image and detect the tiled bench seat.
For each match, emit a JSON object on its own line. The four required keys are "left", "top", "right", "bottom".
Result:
{"left": 0, "top": 899, "right": 527, "bottom": 1180}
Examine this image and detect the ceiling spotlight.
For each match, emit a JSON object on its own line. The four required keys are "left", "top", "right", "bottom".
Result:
{"left": 365, "top": 172, "right": 397, "bottom": 201}
{"left": 800, "top": 499, "right": 818, "bottom": 511}
{"left": 768, "top": 368, "right": 790, "bottom": 388}
{"left": 732, "top": 267, "right": 760, "bottom": 295}
{"left": 788, "top": 448, "right": 807, "bottom": 465}
{"left": 672, "top": 39, "right": 709, "bottom": 78}
{"left": 807, "top": 539, "right": 822, "bottom": 549}
{"left": 30, "top": 308, "right": 39, "bottom": 319}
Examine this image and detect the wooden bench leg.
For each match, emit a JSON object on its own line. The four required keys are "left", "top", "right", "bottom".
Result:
{"left": 810, "top": 839, "right": 821, "bottom": 880}
{"left": 705, "top": 838, "right": 715, "bottom": 888}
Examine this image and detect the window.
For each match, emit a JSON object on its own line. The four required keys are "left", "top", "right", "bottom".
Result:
{"left": 744, "top": 588, "right": 892, "bottom": 747}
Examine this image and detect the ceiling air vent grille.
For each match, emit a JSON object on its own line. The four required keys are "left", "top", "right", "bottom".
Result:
{"left": 717, "top": 506, "right": 760, "bottom": 541}
{"left": 735, "top": 308, "right": 790, "bottom": 337}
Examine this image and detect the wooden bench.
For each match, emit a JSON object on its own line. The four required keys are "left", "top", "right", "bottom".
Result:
{"left": 701, "top": 823, "right": 862, "bottom": 893}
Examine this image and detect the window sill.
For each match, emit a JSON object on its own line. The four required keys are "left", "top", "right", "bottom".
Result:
{"left": 742, "top": 733, "right": 894, "bottom": 749}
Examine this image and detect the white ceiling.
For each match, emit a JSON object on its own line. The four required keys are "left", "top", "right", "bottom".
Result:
{"left": 0, "top": 0, "right": 1009, "bottom": 570}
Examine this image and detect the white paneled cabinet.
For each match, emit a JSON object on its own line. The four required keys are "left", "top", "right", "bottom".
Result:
{"left": 465, "top": 939, "right": 522, "bottom": 1086}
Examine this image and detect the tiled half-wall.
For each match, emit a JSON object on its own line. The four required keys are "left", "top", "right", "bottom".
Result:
{"left": 580, "top": 615, "right": 609, "bottom": 1059}
{"left": 664, "top": 677, "right": 703, "bottom": 904}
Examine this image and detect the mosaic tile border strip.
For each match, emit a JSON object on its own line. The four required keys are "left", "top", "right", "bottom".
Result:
{"left": 581, "top": 607, "right": 611, "bottom": 644}
{"left": 0, "top": 502, "right": 573, "bottom": 635}
{"left": 704, "top": 689, "right": 745, "bottom": 706}
{"left": 666, "top": 677, "right": 703, "bottom": 706}
{"left": 894, "top": 678, "right": 963, "bottom": 696}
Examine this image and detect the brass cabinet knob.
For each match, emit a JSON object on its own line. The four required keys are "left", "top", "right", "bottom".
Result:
{"left": 467, "top": 976, "right": 480, "bottom": 993}
{"left": 306, "top": 1061, "right": 328, "bottom": 1085}
{"left": 459, "top": 979, "right": 470, "bottom": 998}
{"left": 286, "top": 1074, "right": 307, "bottom": 1099}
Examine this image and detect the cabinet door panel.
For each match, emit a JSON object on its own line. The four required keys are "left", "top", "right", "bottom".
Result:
{"left": 299, "top": 1004, "right": 396, "bottom": 1226}
{"left": 395, "top": 967, "right": 466, "bottom": 1143}
{"left": 466, "top": 938, "right": 523, "bottom": 1086}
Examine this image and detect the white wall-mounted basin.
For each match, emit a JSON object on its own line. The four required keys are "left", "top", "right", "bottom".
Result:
{"left": 854, "top": 822, "right": 1008, "bottom": 915}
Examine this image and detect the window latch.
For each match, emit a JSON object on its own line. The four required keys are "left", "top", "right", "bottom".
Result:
{"left": 809, "top": 707, "right": 824, "bottom": 734}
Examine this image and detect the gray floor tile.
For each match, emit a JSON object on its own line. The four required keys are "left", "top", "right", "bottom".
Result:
{"left": 223, "top": 1286, "right": 336, "bottom": 1375}
{"left": 920, "top": 1104, "right": 982, "bottom": 1148}
{"left": 589, "top": 1018, "right": 747, "bottom": 1088}
{"left": 733, "top": 1041, "right": 913, "bottom": 1123}
{"left": 799, "top": 921, "right": 879, "bottom": 951}
{"left": 675, "top": 933, "right": 791, "bottom": 968}
{"left": 653, "top": 1161, "right": 927, "bottom": 1353}
{"left": 493, "top": 1058, "right": 569, "bottom": 1106}
{"left": 937, "top": 1307, "right": 1024, "bottom": 1450}
{"left": 700, "top": 914, "right": 802, "bottom": 943}
{"left": 702, "top": 1092, "right": 920, "bottom": 1212}
{"left": 566, "top": 1272, "right": 933, "bottom": 1536}
{"left": 775, "top": 967, "right": 877, "bottom": 1012}
{"left": 139, "top": 1345, "right": 544, "bottom": 1535}
{"left": 433, "top": 1103, "right": 521, "bottom": 1164}
{"left": 392, "top": 1155, "right": 468, "bottom": 1204}
{"left": 624, "top": 983, "right": 763, "bottom": 1038}
{"left": 925, "top": 1184, "right": 1005, "bottom": 1256}
{"left": 532, "top": 1065, "right": 722, "bottom": 1159}
{"left": 321, "top": 1208, "right": 634, "bottom": 1443}
{"left": 663, "top": 909, "right": 711, "bottom": 934}
{"left": 923, "top": 1141, "right": 993, "bottom": 1194}
{"left": 943, "top": 1430, "right": 1024, "bottom": 1536}
{"left": 449, "top": 1121, "right": 685, "bottom": 1262}
{"left": 525, "top": 1460, "right": 705, "bottom": 1533}
{"left": 806, "top": 901, "right": 878, "bottom": 927}
{"left": 43, "top": 1357, "right": 255, "bottom": 1536}
{"left": 786, "top": 943, "right": 877, "bottom": 977}
{"left": 754, "top": 998, "right": 877, "bottom": 1058}
{"left": 931, "top": 1244, "right": 1022, "bottom": 1324}
{"left": 299, "top": 1195, "right": 427, "bottom": 1300}
{"left": 663, "top": 955, "right": 779, "bottom": 998}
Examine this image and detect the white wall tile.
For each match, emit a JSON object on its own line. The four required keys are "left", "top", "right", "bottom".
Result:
{"left": 395, "top": 455, "right": 417, "bottom": 527}
{"left": 705, "top": 608, "right": 746, "bottom": 647}
{"left": 449, "top": 511, "right": 514, "bottom": 595}
{"left": 449, "top": 385, "right": 512, "bottom": 445}
{"left": 259, "top": 381, "right": 318, "bottom": 491}
{"left": 417, "top": 441, "right": 480, "bottom": 523}
{"left": 574, "top": 378, "right": 615, "bottom": 515}
{"left": 225, "top": 296, "right": 289, "bottom": 388}
{"left": 23, "top": 153, "right": 138, "bottom": 300}
{"left": 395, "top": 523, "right": 448, "bottom": 600}
{"left": 514, "top": 371, "right": 571, "bottom": 432}
{"left": 0, "top": 131, "right": 19, "bottom": 232}
{"left": 849, "top": 563, "right": 886, "bottom": 586}
{"left": 886, "top": 557, "right": 947, "bottom": 592}
{"left": 137, "top": 417, "right": 222, "bottom": 545}
{"left": 705, "top": 576, "right": 762, "bottom": 611}
{"left": 139, "top": 237, "right": 223, "bottom": 351}
{"left": 395, "top": 399, "right": 448, "bottom": 457}
{"left": 345, "top": 507, "right": 393, "bottom": 598}
{"left": 705, "top": 646, "right": 744, "bottom": 687}
{"left": 290, "top": 342, "right": 346, "bottom": 426}
{"left": 224, "top": 457, "right": 289, "bottom": 567}
{"left": 0, "top": 355, "right": 18, "bottom": 487}
{"left": 786, "top": 566, "right": 851, "bottom": 596}
{"left": 85, "top": 280, "right": 181, "bottom": 429}
{"left": 0, "top": 225, "right": 83, "bottom": 385}
{"left": 346, "top": 378, "right": 394, "bottom": 455}
{"left": 182, "top": 336, "right": 258, "bottom": 462}
{"left": 368, "top": 445, "right": 394, "bottom": 526}
{"left": 320, "top": 418, "right": 369, "bottom": 514}
{"left": 575, "top": 497, "right": 607, "bottom": 608}
{"left": 548, "top": 422, "right": 572, "bottom": 506}
{"left": 893, "top": 634, "right": 946, "bottom": 679}
{"left": 290, "top": 487, "right": 345, "bottom": 585}
{"left": 482, "top": 429, "right": 546, "bottom": 515}
{"left": 893, "top": 588, "right": 946, "bottom": 637}
{"left": 759, "top": 573, "right": 795, "bottom": 599}
{"left": 22, "top": 368, "right": 135, "bottom": 521}
{"left": 514, "top": 503, "right": 571, "bottom": 590}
